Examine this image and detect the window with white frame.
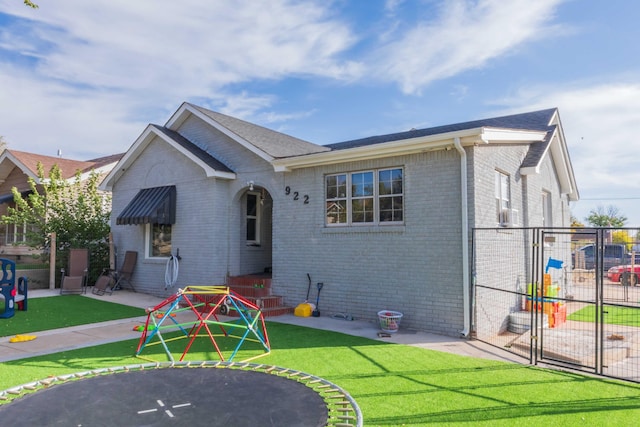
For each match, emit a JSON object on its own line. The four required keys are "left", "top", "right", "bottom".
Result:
{"left": 4, "top": 222, "right": 36, "bottom": 245}
{"left": 326, "top": 168, "right": 403, "bottom": 226}
{"left": 146, "top": 223, "right": 172, "bottom": 258}
{"left": 246, "top": 192, "right": 261, "bottom": 245}
{"left": 495, "top": 170, "right": 511, "bottom": 226}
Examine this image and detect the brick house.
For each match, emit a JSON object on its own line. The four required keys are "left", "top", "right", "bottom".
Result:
{"left": 0, "top": 149, "right": 123, "bottom": 259}
{"left": 101, "top": 103, "right": 578, "bottom": 336}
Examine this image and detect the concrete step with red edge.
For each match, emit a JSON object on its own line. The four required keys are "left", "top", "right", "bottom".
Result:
{"left": 224, "top": 295, "right": 294, "bottom": 318}
{"left": 228, "top": 285, "right": 271, "bottom": 298}
{"left": 188, "top": 277, "right": 293, "bottom": 317}
{"left": 226, "top": 305, "right": 294, "bottom": 318}
{"left": 227, "top": 275, "right": 272, "bottom": 289}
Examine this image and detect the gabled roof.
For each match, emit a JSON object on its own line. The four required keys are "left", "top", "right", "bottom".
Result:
{"left": 520, "top": 127, "right": 555, "bottom": 169}
{"left": 172, "top": 103, "right": 330, "bottom": 160}
{"left": 88, "top": 153, "right": 127, "bottom": 169}
{"left": 151, "top": 125, "right": 234, "bottom": 173}
{"left": 0, "top": 149, "right": 124, "bottom": 188}
{"left": 103, "top": 103, "right": 578, "bottom": 202}
{"left": 100, "top": 123, "right": 236, "bottom": 190}
{"left": 6, "top": 150, "right": 95, "bottom": 179}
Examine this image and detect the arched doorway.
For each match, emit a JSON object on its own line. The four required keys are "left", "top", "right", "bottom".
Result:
{"left": 237, "top": 185, "right": 272, "bottom": 275}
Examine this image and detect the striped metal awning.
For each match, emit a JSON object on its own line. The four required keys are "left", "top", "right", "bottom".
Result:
{"left": 116, "top": 186, "right": 176, "bottom": 225}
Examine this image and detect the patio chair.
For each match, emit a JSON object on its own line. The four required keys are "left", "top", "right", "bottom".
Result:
{"left": 0, "top": 258, "right": 28, "bottom": 319}
{"left": 60, "top": 248, "right": 89, "bottom": 294}
{"left": 92, "top": 268, "right": 115, "bottom": 296}
{"left": 112, "top": 251, "right": 137, "bottom": 292}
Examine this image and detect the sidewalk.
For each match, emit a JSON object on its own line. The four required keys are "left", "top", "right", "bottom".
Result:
{"left": 0, "top": 289, "right": 522, "bottom": 363}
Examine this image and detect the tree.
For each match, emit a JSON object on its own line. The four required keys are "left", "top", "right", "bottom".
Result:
{"left": 1, "top": 163, "right": 111, "bottom": 282}
{"left": 612, "top": 230, "right": 635, "bottom": 249}
{"left": 570, "top": 215, "right": 584, "bottom": 228}
{"left": 585, "top": 205, "right": 627, "bottom": 227}
{"left": 24, "top": 1, "right": 38, "bottom": 8}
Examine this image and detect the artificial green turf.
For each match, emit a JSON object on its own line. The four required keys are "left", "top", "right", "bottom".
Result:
{"left": 0, "top": 295, "right": 145, "bottom": 337}
{"left": 568, "top": 305, "right": 640, "bottom": 327}
{"left": 2, "top": 322, "right": 640, "bottom": 426}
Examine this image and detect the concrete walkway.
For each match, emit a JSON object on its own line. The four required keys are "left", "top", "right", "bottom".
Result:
{"left": 0, "top": 289, "right": 522, "bottom": 364}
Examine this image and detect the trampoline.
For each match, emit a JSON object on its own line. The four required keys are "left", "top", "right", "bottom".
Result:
{"left": 0, "top": 361, "right": 362, "bottom": 427}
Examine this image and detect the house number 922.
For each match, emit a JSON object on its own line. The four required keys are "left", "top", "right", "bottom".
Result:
{"left": 285, "top": 186, "right": 309, "bottom": 204}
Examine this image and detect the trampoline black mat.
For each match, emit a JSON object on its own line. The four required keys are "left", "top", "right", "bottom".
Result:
{"left": 0, "top": 367, "right": 328, "bottom": 426}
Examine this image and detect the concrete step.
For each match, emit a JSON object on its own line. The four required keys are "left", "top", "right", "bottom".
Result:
{"left": 227, "top": 275, "right": 271, "bottom": 288}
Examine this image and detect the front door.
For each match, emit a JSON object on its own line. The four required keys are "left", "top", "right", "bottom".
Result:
{"left": 238, "top": 187, "right": 272, "bottom": 275}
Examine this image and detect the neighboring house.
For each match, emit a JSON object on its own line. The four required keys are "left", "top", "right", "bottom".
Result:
{"left": 101, "top": 103, "right": 578, "bottom": 337}
{"left": 0, "top": 149, "right": 123, "bottom": 257}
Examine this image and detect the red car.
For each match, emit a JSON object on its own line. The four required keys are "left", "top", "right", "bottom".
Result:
{"left": 607, "top": 265, "right": 640, "bottom": 285}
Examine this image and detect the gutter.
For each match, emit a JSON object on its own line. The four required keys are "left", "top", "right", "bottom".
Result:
{"left": 454, "top": 137, "right": 471, "bottom": 337}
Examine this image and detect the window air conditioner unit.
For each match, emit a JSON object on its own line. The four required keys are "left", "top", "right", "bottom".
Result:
{"left": 510, "top": 209, "right": 519, "bottom": 226}
{"left": 500, "top": 208, "right": 519, "bottom": 227}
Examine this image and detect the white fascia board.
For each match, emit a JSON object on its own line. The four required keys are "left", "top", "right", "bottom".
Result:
{"left": 152, "top": 128, "right": 235, "bottom": 180}
{"left": 168, "top": 103, "right": 274, "bottom": 164}
{"left": 0, "top": 151, "right": 39, "bottom": 181}
{"left": 517, "top": 127, "right": 578, "bottom": 201}
{"left": 480, "top": 128, "right": 548, "bottom": 142}
{"left": 272, "top": 128, "right": 486, "bottom": 171}
{"left": 272, "top": 127, "right": 544, "bottom": 171}
{"left": 100, "top": 125, "right": 235, "bottom": 191}
{"left": 165, "top": 102, "right": 191, "bottom": 129}
{"left": 520, "top": 165, "right": 540, "bottom": 175}
{"left": 549, "top": 131, "right": 577, "bottom": 201}
{"left": 549, "top": 110, "right": 579, "bottom": 201}
{"left": 73, "top": 162, "right": 119, "bottom": 183}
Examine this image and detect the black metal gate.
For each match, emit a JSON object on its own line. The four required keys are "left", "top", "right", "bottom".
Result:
{"left": 472, "top": 227, "right": 640, "bottom": 383}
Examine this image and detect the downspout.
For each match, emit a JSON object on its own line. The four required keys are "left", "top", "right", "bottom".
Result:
{"left": 454, "top": 137, "right": 471, "bottom": 337}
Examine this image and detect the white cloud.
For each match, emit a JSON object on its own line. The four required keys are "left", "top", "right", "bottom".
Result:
{"left": 373, "top": 0, "right": 565, "bottom": 94}
{"left": 0, "top": 0, "right": 361, "bottom": 157}
{"left": 1, "top": 0, "right": 638, "bottom": 226}
{"left": 0, "top": 63, "right": 145, "bottom": 157}
{"left": 497, "top": 81, "right": 640, "bottom": 190}
{"left": 385, "top": 0, "right": 406, "bottom": 14}
{"left": 2, "top": 0, "right": 362, "bottom": 90}
{"left": 493, "top": 80, "right": 640, "bottom": 224}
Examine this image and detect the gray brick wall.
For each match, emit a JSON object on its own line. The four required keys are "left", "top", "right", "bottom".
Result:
{"left": 470, "top": 144, "right": 572, "bottom": 338}
{"left": 471, "top": 143, "right": 570, "bottom": 229}
{"left": 272, "top": 150, "right": 466, "bottom": 336}
{"left": 111, "top": 136, "right": 232, "bottom": 297}
{"left": 111, "top": 120, "right": 283, "bottom": 298}
{"left": 110, "top": 116, "right": 572, "bottom": 338}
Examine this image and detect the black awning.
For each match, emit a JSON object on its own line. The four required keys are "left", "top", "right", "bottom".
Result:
{"left": 0, "top": 190, "right": 32, "bottom": 205}
{"left": 116, "top": 186, "right": 176, "bottom": 225}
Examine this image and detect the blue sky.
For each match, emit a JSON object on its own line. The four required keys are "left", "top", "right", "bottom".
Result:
{"left": 0, "top": 0, "right": 638, "bottom": 225}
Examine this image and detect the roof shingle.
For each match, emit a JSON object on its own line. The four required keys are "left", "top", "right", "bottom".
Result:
{"left": 327, "top": 108, "right": 557, "bottom": 150}
{"left": 151, "top": 125, "right": 234, "bottom": 173}
{"left": 8, "top": 150, "right": 114, "bottom": 179}
{"left": 188, "top": 104, "right": 330, "bottom": 159}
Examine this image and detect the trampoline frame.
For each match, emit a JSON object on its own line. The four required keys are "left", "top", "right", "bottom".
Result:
{"left": 0, "top": 361, "right": 363, "bottom": 427}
